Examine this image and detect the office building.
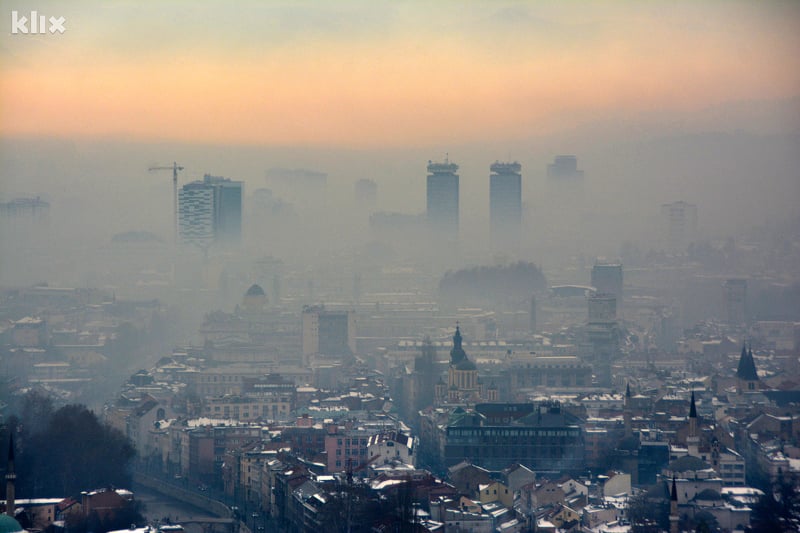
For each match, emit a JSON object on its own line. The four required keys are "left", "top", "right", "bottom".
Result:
{"left": 302, "top": 305, "right": 356, "bottom": 358}
{"left": 179, "top": 174, "right": 243, "bottom": 246}
{"left": 724, "top": 279, "right": 747, "bottom": 325}
{"left": 178, "top": 182, "right": 215, "bottom": 247}
{"left": 208, "top": 175, "right": 243, "bottom": 243}
{"left": 489, "top": 161, "right": 522, "bottom": 248}
{"left": 265, "top": 167, "right": 327, "bottom": 211}
{"left": 585, "top": 294, "right": 619, "bottom": 387}
{"left": 0, "top": 197, "right": 49, "bottom": 220}
{"left": 588, "top": 293, "right": 617, "bottom": 324}
{"left": 426, "top": 158, "right": 459, "bottom": 237}
{"left": 547, "top": 155, "right": 584, "bottom": 180}
{"left": 661, "top": 201, "right": 697, "bottom": 252}
{"left": 591, "top": 261, "right": 623, "bottom": 309}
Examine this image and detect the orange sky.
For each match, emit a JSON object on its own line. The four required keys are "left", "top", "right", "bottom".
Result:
{"left": 1, "top": 1, "right": 799, "bottom": 147}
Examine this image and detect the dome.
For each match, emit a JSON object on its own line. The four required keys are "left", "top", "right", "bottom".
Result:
{"left": 455, "top": 358, "right": 477, "bottom": 371}
{"left": 0, "top": 514, "right": 23, "bottom": 533}
{"left": 242, "top": 284, "right": 268, "bottom": 312}
{"left": 245, "top": 284, "right": 266, "bottom": 297}
{"left": 694, "top": 489, "right": 722, "bottom": 501}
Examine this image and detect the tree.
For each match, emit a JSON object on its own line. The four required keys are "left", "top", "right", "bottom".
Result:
{"left": 20, "top": 390, "right": 55, "bottom": 436}
{"left": 628, "top": 490, "right": 669, "bottom": 533}
{"left": 16, "top": 402, "right": 136, "bottom": 497}
{"left": 749, "top": 472, "right": 800, "bottom": 532}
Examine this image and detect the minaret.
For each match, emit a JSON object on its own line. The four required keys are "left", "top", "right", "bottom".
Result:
{"left": 5, "top": 435, "right": 15, "bottom": 518}
{"left": 624, "top": 382, "right": 632, "bottom": 437}
{"left": 669, "top": 476, "right": 679, "bottom": 533}
{"left": 687, "top": 390, "right": 700, "bottom": 457}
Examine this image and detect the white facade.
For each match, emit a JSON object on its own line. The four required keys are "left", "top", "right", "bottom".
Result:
{"left": 179, "top": 184, "right": 214, "bottom": 246}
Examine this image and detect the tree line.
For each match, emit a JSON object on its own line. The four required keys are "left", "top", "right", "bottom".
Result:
{"left": 1, "top": 390, "right": 137, "bottom": 498}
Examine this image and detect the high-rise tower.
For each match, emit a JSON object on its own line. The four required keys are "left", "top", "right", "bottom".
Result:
{"left": 489, "top": 161, "right": 522, "bottom": 250}
{"left": 724, "top": 279, "right": 747, "bottom": 325}
{"left": 426, "top": 158, "right": 459, "bottom": 238}
{"left": 661, "top": 200, "right": 698, "bottom": 252}
{"left": 547, "top": 155, "right": 583, "bottom": 180}
{"left": 591, "top": 261, "right": 623, "bottom": 312}
{"left": 178, "top": 174, "right": 243, "bottom": 247}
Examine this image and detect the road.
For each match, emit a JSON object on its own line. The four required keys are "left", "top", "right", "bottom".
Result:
{"left": 134, "top": 483, "right": 220, "bottom": 533}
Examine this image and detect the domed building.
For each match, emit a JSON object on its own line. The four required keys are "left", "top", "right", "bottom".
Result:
{"left": 241, "top": 284, "right": 267, "bottom": 313}
{"left": 442, "top": 326, "right": 481, "bottom": 404}
{"left": 0, "top": 515, "right": 23, "bottom": 533}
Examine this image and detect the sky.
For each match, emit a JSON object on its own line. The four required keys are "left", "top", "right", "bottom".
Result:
{"left": 2, "top": 1, "right": 799, "bottom": 148}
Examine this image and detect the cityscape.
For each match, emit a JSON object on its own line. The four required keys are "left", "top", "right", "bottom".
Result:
{"left": 1, "top": 2, "right": 799, "bottom": 533}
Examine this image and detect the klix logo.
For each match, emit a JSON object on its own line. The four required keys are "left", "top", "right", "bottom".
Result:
{"left": 11, "top": 10, "right": 66, "bottom": 34}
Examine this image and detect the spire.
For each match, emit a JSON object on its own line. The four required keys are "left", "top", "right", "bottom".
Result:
{"left": 736, "top": 341, "right": 758, "bottom": 381}
{"left": 689, "top": 391, "right": 697, "bottom": 419}
{"left": 449, "top": 325, "right": 467, "bottom": 364}
{"left": 7, "top": 434, "right": 13, "bottom": 464}
{"left": 625, "top": 382, "right": 631, "bottom": 398}
{"left": 669, "top": 476, "right": 679, "bottom": 533}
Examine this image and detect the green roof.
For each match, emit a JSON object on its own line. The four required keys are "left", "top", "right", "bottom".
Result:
{"left": 0, "top": 514, "right": 23, "bottom": 533}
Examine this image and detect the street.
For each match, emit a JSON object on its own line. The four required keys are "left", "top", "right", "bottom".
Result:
{"left": 134, "top": 483, "right": 220, "bottom": 533}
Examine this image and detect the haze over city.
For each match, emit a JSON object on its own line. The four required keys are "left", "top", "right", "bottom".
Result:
{"left": 0, "top": 2, "right": 799, "bottom": 533}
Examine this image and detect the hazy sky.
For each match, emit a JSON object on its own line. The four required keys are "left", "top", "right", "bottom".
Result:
{"left": 2, "top": 1, "right": 799, "bottom": 148}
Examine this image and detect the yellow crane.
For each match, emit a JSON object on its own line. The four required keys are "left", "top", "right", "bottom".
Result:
{"left": 148, "top": 161, "right": 184, "bottom": 245}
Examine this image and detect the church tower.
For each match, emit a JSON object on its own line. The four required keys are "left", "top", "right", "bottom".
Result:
{"left": 736, "top": 342, "right": 759, "bottom": 394}
{"left": 446, "top": 326, "right": 479, "bottom": 403}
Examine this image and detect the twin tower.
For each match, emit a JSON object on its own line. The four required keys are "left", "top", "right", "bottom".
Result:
{"left": 426, "top": 158, "right": 522, "bottom": 247}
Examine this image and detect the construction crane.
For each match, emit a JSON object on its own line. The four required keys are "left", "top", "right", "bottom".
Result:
{"left": 148, "top": 161, "right": 184, "bottom": 245}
